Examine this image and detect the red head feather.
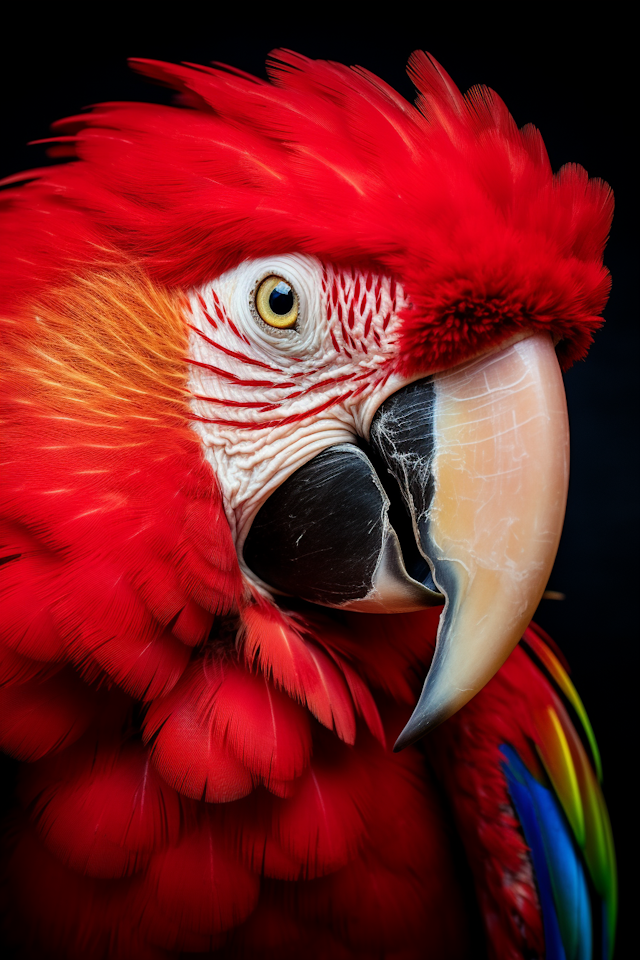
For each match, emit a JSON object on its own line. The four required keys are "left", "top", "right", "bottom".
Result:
{"left": 0, "top": 50, "right": 612, "bottom": 370}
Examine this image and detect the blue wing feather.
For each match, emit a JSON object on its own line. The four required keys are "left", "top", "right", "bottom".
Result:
{"left": 501, "top": 744, "right": 592, "bottom": 960}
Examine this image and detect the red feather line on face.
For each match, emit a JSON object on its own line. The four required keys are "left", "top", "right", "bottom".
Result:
{"left": 190, "top": 394, "right": 356, "bottom": 431}
{"left": 187, "top": 264, "right": 402, "bottom": 431}
{"left": 190, "top": 324, "right": 284, "bottom": 375}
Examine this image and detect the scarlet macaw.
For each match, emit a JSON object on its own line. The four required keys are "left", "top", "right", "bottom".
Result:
{"left": 0, "top": 51, "right": 616, "bottom": 959}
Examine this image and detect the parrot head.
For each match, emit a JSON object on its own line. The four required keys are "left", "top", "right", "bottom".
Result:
{"left": 189, "top": 254, "right": 571, "bottom": 750}
{"left": 0, "top": 50, "right": 612, "bottom": 751}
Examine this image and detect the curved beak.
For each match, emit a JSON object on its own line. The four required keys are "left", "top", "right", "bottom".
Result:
{"left": 243, "top": 333, "right": 569, "bottom": 746}
{"left": 373, "top": 334, "right": 569, "bottom": 750}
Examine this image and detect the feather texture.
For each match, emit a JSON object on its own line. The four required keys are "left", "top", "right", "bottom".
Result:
{"left": 501, "top": 744, "right": 592, "bottom": 960}
{"left": 1, "top": 270, "right": 244, "bottom": 713}
{"left": 240, "top": 599, "right": 384, "bottom": 744}
{"left": 19, "top": 736, "right": 188, "bottom": 875}
{"left": 143, "top": 658, "right": 313, "bottom": 800}
{"left": 140, "top": 816, "right": 260, "bottom": 936}
{"left": 0, "top": 669, "right": 101, "bottom": 761}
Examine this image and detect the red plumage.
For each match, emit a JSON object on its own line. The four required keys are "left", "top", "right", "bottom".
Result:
{"left": 0, "top": 52, "right": 610, "bottom": 369}
{"left": 143, "top": 657, "right": 313, "bottom": 799}
{"left": 0, "top": 50, "right": 613, "bottom": 958}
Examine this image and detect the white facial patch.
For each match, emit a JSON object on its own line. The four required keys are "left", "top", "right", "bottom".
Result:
{"left": 186, "top": 254, "right": 412, "bottom": 548}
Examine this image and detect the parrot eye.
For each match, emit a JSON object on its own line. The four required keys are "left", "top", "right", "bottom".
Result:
{"left": 255, "top": 275, "right": 299, "bottom": 329}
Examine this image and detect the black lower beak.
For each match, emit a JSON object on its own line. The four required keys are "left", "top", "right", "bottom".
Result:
{"left": 242, "top": 440, "right": 442, "bottom": 611}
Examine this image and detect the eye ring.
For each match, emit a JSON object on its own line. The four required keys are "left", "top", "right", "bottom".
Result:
{"left": 255, "top": 275, "right": 299, "bottom": 329}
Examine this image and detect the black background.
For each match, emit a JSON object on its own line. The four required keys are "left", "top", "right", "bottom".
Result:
{"left": 1, "top": 9, "right": 636, "bottom": 957}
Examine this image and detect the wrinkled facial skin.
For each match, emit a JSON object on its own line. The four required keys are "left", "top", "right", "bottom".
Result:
{"left": 187, "top": 254, "right": 416, "bottom": 550}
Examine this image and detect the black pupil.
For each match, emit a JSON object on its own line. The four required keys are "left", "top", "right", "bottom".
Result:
{"left": 269, "top": 281, "right": 294, "bottom": 315}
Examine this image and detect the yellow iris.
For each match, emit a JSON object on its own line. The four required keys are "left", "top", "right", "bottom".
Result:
{"left": 255, "top": 276, "right": 299, "bottom": 329}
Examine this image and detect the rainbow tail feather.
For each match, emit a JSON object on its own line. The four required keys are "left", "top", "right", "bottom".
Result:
{"left": 509, "top": 625, "right": 617, "bottom": 960}
{"left": 501, "top": 744, "right": 591, "bottom": 960}
{"left": 424, "top": 621, "right": 616, "bottom": 960}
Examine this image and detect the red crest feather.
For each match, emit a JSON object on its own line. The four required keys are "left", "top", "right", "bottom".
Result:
{"left": 0, "top": 50, "right": 611, "bottom": 369}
